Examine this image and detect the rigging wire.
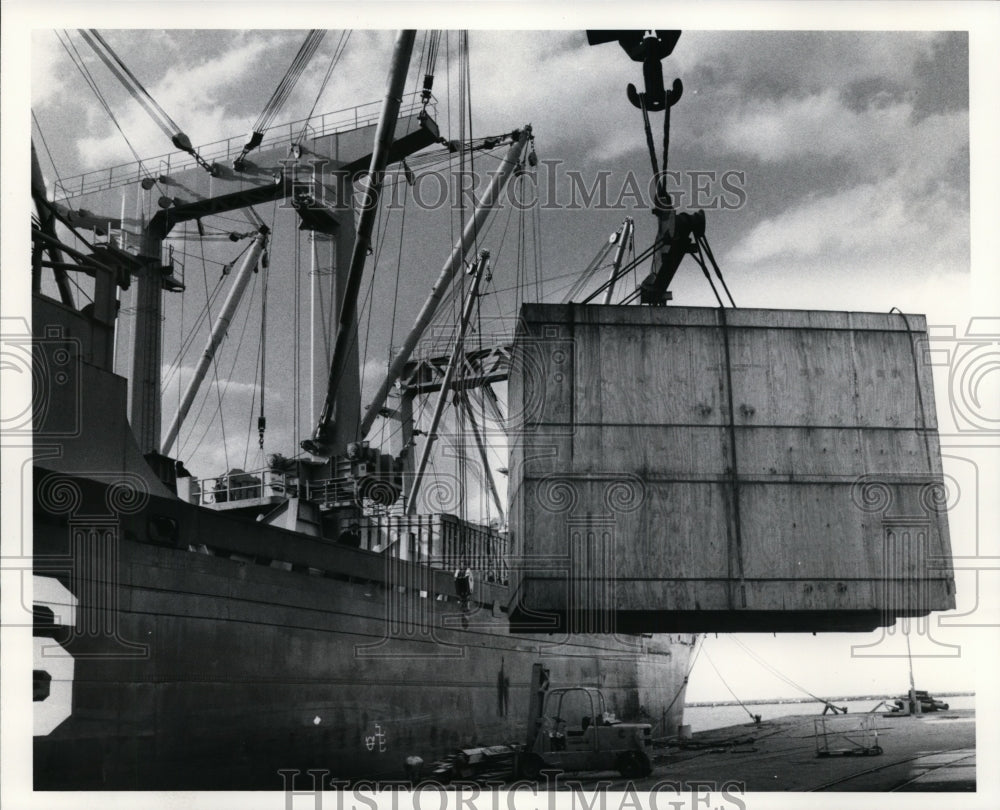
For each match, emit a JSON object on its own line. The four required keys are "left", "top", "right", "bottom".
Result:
{"left": 235, "top": 29, "right": 328, "bottom": 165}
{"left": 244, "top": 325, "right": 264, "bottom": 470}
{"left": 242, "top": 200, "right": 279, "bottom": 467}
{"left": 258, "top": 232, "right": 270, "bottom": 451}
{"left": 454, "top": 30, "right": 468, "bottom": 375}
{"left": 174, "top": 234, "right": 229, "bottom": 460}
{"left": 177, "top": 218, "right": 187, "bottom": 421}
{"left": 160, "top": 237, "right": 257, "bottom": 391}
{"left": 699, "top": 234, "right": 737, "bottom": 308}
{"left": 727, "top": 635, "right": 833, "bottom": 706}
{"left": 411, "top": 31, "right": 429, "bottom": 100}
{"left": 579, "top": 237, "right": 665, "bottom": 305}
{"left": 702, "top": 645, "right": 758, "bottom": 723}
{"left": 418, "top": 30, "right": 441, "bottom": 112}
{"left": 55, "top": 31, "right": 162, "bottom": 196}
{"left": 518, "top": 162, "right": 528, "bottom": 312}
{"left": 459, "top": 32, "right": 477, "bottom": 475}
{"left": 532, "top": 156, "right": 544, "bottom": 300}
{"left": 364, "top": 182, "right": 410, "bottom": 448}
{"left": 31, "top": 111, "right": 64, "bottom": 196}
{"left": 294, "top": 31, "right": 352, "bottom": 147}
{"left": 201, "top": 211, "right": 268, "bottom": 229}
{"left": 180, "top": 271, "right": 260, "bottom": 463}
{"left": 560, "top": 238, "right": 616, "bottom": 303}
{"left": 461, "top": 31, "right": 475, "bottom": 255}
{"left": 618, "top": 287, "right": 643, "bottom": 306}
{"left": 293, "top": 225, "right": 301, "bottom": 445}
{"left": 443, "top": 30, "right": 458, "bottom": 349}
{"left": 476, "top": 272, "right": 491, "bottom": 527}
{"left": 626, "top": 224, "right": 638, "bottom": 304}
{"left": 160, "top": 273, "right": 226, "bottom": 392}
{"left": 205, "top": 235, "right": 230, "bottom": 468}
{"left": 659, "top": 635, "right": 705, "bottom": 730}
{"left": 482, "top": 265, "right": 598, "bottom": 301}
{"left": 312, "top": 237, "right": 332, "bottom": 373}
{"left": 356, "top": 178, "right": 402, "bottom": 440}
{"left": 690, "top": 239, "right": 725, "bottom": 307}
{"left": 387, "top": 181, "right": 409, "bottom": 362}
{"left": 79, "top": 28, "right": 214, "bottom": 172}
{"left": 166, "top": 247, "right": 240, "bottom": 265}
{"left": 358, "top": 200, "right": 387, "bottom": 417}
{"left": 484, "top": 173, "right": 522, "bottom": 334}
{"left": 63, "top": 272, "right": 94, "bottom": 304}
{"left": 420, "top": 145, "right": 520, "bottom": 337}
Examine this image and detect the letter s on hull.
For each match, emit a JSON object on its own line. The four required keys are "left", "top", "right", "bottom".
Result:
{"left": 33, "top": 575, "right": 77, "bottom": 736}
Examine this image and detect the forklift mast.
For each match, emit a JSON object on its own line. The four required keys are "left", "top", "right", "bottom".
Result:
{"left": 526, "top": 664, "right": 551, "bottom": 747}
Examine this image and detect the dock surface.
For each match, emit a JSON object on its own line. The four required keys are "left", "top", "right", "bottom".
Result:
{"left": 642, "top": 709, "right": 975, "bottom": 791}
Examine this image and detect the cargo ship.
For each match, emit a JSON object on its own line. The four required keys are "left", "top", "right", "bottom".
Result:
{"left": 29, "top": 29, "right": 699, "bottom": 790}
{"left": 27, "top": 27, "right": 954, "bottom": 792}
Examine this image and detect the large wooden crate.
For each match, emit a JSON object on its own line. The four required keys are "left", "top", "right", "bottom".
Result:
{"left": 507, "top": 304, "right": 955, "bottom": 633}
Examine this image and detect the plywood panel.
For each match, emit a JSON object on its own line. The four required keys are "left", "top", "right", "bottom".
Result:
{"left": 509, "top": 305, "right": 955, "bottom": 633}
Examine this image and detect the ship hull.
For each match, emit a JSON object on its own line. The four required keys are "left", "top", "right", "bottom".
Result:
{"left": 27, "top": 292, "right": 693, "bottom": 790}
{"left": 32, "top": 468, "right": 694, "bottom": 790}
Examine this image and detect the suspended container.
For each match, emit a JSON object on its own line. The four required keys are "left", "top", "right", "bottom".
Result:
{"left": 506, "top": 304, "right": 955, "bottom": 633}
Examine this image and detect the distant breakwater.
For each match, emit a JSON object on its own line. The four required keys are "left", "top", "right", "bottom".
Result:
{"left": 686, "top": 691, "right": 975, "bottom": 708}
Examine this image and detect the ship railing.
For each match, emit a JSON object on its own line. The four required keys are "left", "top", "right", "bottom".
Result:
{"left": 188, "top": 468, "right": 509, "bottom": 580}
{"left": 193, "top": 467, "right": 297, "bottom": 507}
{"left": 303, "top": 476, "right": 356, "bottom": 505}
{"left": 358, "top": 512, "right": 509, "bottom": 585}
{"left": 53, "top": 93, "right": 435, "bottom": 200}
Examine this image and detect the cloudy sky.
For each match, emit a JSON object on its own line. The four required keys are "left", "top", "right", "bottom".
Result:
{"left": 27, "top": 26, "right": 973, "bottom": 465}
{"left": 10, "top": 2, "right": 999, "bottom": 708}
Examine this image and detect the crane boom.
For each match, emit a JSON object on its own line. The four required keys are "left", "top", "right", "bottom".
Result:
{"left": 301, "top": 29, "right": 417, "bottom": 458}
{"left": 358, "top": 127, "right": 531, "bottom": 438}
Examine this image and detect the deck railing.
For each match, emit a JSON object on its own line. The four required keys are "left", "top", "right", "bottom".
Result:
{"left": 192, "top": 468, "right": 294, "bottom": 506}
{"left": 358, "top": 512, "right": 508, "bottom": 584}
{"left": 186, "top": 466, "right": 508, "bottom": 582}
{"left": 54, "top": 93, "right": 434, "bottom": 200}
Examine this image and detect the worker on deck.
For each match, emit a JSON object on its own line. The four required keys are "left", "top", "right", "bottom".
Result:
{"left": 338, "top": 522, "right": 362, "bottom": 548}
{"left": 455, "top": 564, "right": 474, "bottom": 609}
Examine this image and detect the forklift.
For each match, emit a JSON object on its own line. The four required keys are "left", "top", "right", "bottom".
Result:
{"left": 519, "top": 664, "right": 654, "bottom": 779}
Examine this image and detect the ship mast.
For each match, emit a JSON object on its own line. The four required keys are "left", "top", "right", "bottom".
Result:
{"left": 130, "top": 230, "right": 168, "bottom": 453}
{"left": 301, "top": 30, "right": 417, "bottom": 459}
{"left": 357, "top": 127, "right": 531, "bottom": 439}
{"left": 63, "top": 30, "right": 434, "bottom": 462}
{"left": 407, "top": 250, "right": 491, "bottom": 515}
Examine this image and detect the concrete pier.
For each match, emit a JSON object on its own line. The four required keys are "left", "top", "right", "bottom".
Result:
{"left": 641, "top": 709, "right": 975, "bottom": 791}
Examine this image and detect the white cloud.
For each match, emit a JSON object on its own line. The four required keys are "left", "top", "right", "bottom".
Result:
{"left": 58, "top": 29, "right": 418, "bottom": 174}
{"left": 718, "top": 89, "right": 895, "bottom": 163}
{"left": 676, "top": 30, "right": 940, "bottom": 97}
{"left": 31, "top": 31, "right": 67, "bottom": 108}
{"left": 722, "top": 98, "right": 968, "bottom": 292}
{"left": 74, "top": 34, "right": 279, "bottom": 167}
{"left": 714, "top": 91, "right": 967, "bottom": 182}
